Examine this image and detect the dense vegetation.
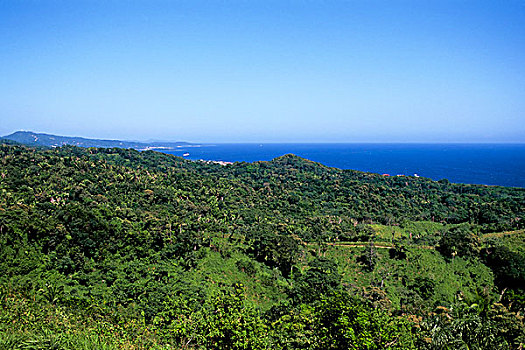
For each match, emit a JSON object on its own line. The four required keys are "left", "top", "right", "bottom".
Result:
{"left": 0, "top": 143, "right": 524, "bottom": 349}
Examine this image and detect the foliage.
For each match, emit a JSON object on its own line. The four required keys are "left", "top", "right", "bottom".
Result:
{"left": 312, "top": 292, "right": 417, "bottom": 349}
{"left": 437, "top": 225, "right": 482, "bottom": 259}
{"left": 0, "top": 143, "right": 523, "bottom": 348}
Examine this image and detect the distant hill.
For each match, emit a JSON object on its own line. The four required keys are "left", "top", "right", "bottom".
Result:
{"left": 1, "top": 131, "right": 191, "bottom": 150}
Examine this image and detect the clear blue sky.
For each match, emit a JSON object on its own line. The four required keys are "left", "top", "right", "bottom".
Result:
{"left": 1, "top": 0, "right": 524, "bottom": 143}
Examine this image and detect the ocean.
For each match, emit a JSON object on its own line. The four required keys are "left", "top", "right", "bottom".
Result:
{"left": 161, "top": 143, "right": 525, "bottom": 188}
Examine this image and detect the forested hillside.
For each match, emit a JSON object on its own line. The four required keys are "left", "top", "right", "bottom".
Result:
{"left": 1, "top": 131, "right": 190, "bottom": 149}
{"left": 1, "top": 143, "right": 524, "bottom": 349}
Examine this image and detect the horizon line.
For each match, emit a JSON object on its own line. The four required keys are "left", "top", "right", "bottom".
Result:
{"left": 2, "top": 130, "right": 524, "bottom": 145}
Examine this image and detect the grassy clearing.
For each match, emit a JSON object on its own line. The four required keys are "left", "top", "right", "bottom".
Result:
{"left": 482, "top": 229, "right": 525, "bottom": 253}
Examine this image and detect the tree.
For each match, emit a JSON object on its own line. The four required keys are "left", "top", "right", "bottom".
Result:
{"left": 199, "top": 284, "right": 270, "bottom": 350}
{"left": 292, "top": 257, "right": 341, "bottom": 303}
{"left": 437, "top": 225, "right": 481, "bottom": 259}
{"left": 313, "top": 292, "right": 417, "bottom": 349}
{"left": 358, "top": 241, "right": 378, "bottom": 271}
{"left": 482, "top": 245, "right": 525, "bottom": 290}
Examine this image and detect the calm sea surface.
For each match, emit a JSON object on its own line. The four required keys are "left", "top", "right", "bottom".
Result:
{"left": 161, "top": 144, "right": 525, "bottom": 188}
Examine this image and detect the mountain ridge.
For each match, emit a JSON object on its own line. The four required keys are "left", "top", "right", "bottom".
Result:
{"left": 1, "top": 130, "right": 192, "bottom": 149}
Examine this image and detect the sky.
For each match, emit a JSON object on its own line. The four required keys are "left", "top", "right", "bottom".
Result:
{"left": 1, "top": 0, "right": 524, "bottom": 143}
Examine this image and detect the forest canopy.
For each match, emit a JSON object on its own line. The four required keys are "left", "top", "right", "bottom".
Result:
{"left": 0, "top": 143, "right": 524, "bottom": 349}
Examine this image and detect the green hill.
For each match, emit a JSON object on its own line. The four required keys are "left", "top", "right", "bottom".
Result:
{"left": 0, "top": 143, "right": 523, "bottom": 349}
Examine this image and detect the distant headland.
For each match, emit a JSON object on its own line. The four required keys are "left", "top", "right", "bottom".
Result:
{"left": 1, "top": 131, "right": 192, "bottom": 150}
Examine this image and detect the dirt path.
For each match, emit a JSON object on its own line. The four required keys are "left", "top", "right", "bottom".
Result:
{"left": 308, "top": 242, "right": 435, "bottom": 250}
{"left": 306, "top": 229, "right": 524, "bottom": 251}
{"left": 482, "top": 229, "right": 524, "bottom": 240}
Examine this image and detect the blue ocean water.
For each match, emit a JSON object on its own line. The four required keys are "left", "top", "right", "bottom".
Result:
{"left": 162, "top": 143, "right": 525, "bottom": 188}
